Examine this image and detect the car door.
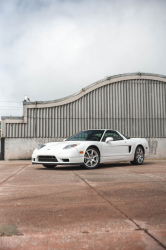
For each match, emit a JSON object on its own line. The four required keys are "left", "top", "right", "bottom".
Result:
{"left": 101, "top": 130, "right": 129, "bottom": 162}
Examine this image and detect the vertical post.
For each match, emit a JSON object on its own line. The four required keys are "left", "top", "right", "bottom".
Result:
{"left": 34, "top": 108, "right": 37, "bottom": 137}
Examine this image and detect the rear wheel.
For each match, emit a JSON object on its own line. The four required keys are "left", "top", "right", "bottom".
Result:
{"left": 130, "top": 146, "right": 144, "bottom": 165}
{"left": 42, "top": 165, "right": 57, "bottom": 168}
{"left": 83, "top": 147, "right": 100, "bottom": 169}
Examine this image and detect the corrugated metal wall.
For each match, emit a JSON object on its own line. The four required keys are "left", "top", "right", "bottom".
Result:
{"left": 5, "top": 79, "right": 166, "bottom": 138}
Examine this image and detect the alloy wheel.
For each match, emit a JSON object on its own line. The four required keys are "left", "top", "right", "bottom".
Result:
{"left": 84, "top": 148, "right": 99, "bottom": 168}
{"left": 136, "top": 147, "right": 144, "bottom": 164}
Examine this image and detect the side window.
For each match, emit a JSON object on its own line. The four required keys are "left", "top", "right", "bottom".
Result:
{"left": 90, "top": 133, "right": 102, "bottom": 141}
{"left": 102, "top": 130, "right": 123, "bottom": 142}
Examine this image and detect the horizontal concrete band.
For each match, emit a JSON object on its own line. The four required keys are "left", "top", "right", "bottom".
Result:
{"left": 3, "top": 137, "right": 166, "bottom": 160}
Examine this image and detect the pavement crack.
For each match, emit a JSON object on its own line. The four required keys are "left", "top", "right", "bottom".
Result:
{"left": 135, "top": 228, "right": 148, "bottom": 231}
{"left": 72, "top": 170, "right": 166, "bottom": 250}
{"left": 0, "top": 163, "right": 30, "bottom": 186}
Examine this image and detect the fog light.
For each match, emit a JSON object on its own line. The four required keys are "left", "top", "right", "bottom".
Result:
{"left": 62, "top": 159, "right": 69, "bottom": 162}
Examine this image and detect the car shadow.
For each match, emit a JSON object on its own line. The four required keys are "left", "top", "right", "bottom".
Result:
{"left": 36, "top": 161, "right": 155, "bottom": 171}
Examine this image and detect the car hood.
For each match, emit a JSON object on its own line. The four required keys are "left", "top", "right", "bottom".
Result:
{"left": 37, "top": 141, "right": 88, "bottom": 153}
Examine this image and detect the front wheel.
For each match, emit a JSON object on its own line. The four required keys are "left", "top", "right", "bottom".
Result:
{"left": 83, "top": 147, "right": 100, "bottom": 169}
{"left": 42, "top": 165, "right": 57, "bottom": 168}
{"left": 130, "top": 146, "right": 144, "bottom": 165}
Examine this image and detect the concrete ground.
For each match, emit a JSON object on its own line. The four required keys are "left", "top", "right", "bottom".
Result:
{"left": 0, "top": 160, "right": 166, "bottom": 250}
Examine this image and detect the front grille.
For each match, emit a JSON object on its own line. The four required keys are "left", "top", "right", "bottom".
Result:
{"left": 38, "top": 156, "right": 58, "bottom": 162}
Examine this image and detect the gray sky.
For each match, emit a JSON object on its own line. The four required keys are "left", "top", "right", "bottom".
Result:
{"left": 0, "top": 0, "right": 166, "bottom": 119}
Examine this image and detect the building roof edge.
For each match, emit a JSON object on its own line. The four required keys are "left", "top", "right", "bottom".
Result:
{"left": 23, "top": 72, "right": 166, "bottom": 106}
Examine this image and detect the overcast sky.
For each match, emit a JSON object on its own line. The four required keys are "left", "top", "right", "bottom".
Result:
{"left": 0, "top": 0, "right": 166, "bottom": 119}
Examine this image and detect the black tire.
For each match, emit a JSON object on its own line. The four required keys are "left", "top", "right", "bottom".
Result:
{"left": 130, "top": 161, "right": 135, "bottom": 165}
{"left": 83, "top": 147, "right": 100, "bottom": 169}
{"left": 130, "top": 146, "right": 144, "bottom": 165}
{"left": 42, "top": 165, "right": 57, "bottom": 168}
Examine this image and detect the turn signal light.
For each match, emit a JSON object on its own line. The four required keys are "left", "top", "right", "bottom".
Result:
{"left": 79, "top": 151, "right": 84, "bottom": 154}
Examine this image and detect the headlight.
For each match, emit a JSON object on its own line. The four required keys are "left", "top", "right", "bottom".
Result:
{"left": 63, "top": 144, "right": 79, "bottom": 150}
{"left": 37, "top": 145, "right": 46, "bottom": 150}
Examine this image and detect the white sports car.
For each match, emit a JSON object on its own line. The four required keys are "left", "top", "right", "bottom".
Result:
{"left": 32, "top": 129, "right": 149, "bottom": 169}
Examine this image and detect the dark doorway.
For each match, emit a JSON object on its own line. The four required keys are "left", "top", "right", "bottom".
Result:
{"left": 0, "top": 138, "right": 4, "bottom": 160}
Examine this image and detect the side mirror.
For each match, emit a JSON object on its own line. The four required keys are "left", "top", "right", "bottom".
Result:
{"left": 63, "top": 139, "right": 67, "bottom": 141}
{"left": 105, "top": 137, "right": 113, "bottom": 143}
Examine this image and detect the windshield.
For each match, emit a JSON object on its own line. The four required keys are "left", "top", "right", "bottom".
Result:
{"left": 122, "top": 134, "right": 130, "bottom": 139}
{"left": 66, "top": 130, "right": 105, "bottom": 141}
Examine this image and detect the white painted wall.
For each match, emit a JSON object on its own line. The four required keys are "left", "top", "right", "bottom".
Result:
{"left": 4, "top": 138, "right": 166, "bottom": 160}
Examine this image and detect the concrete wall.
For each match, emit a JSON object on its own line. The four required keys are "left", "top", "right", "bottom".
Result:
{"left": 4, "top": 137, "right": 166, "bottom": 160}
{"left": 4, "top": 138, "right": 63, "bottom": 160}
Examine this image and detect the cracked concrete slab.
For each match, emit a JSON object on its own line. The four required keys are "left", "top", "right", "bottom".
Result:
{"left": 0, "top": 160, "right": 166, "bottom": 249}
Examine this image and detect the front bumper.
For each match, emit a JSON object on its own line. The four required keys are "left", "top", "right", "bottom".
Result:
{"left": 32, "top": 152, "right": 84, "bottom": 165}
{"left": 32, "top": 146, "right": 85, "bottom": 165}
